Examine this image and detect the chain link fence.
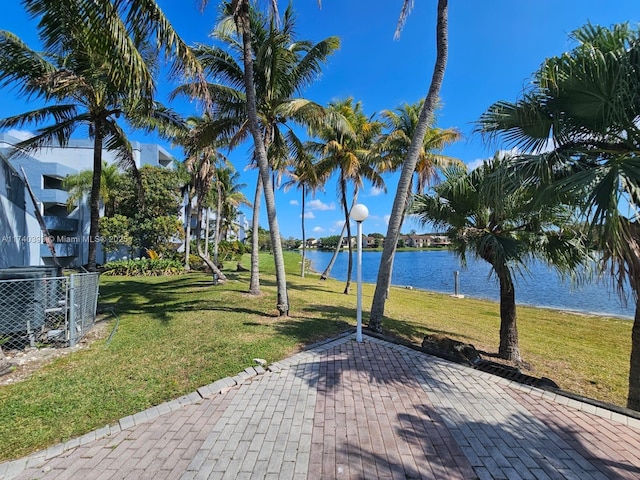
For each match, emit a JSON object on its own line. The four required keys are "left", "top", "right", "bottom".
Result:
{"left": 0, "top": 270, "right": 100, "bottom": 348}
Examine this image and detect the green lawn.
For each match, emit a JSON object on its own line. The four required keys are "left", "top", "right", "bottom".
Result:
{"left": 0, "top": 251, "right": 632, "bottom": 461}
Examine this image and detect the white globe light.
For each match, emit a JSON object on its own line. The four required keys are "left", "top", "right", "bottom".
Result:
{"left": 351, "top": 203, "right": 369, "bottom": 222}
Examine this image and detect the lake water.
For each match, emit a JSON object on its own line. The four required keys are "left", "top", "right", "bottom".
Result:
{"left": 303, "top": 249, "right": 635, "bottom": 319}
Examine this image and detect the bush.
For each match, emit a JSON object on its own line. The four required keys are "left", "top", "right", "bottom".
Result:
{"left": 102, "top": 258, "right": 184, "bottom": 276}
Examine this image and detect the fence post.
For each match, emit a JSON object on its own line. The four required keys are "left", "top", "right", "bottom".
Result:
{"left": 93, "top": 273, "right": 100, "bottom": 318}
{"left": 68, "top": 274, "right": 76, "bottom": 347}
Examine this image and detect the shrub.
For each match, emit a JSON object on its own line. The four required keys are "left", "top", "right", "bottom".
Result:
{"left": 102, "top": 258, "right": 184, "bottom": 276}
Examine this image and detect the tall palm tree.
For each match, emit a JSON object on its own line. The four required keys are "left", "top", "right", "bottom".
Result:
{"left": 0, "top": 0, "right": 199, "bottom": 271}
{"left": 177, "top": 3, "right": 339, "bottom": 312}
{"left": 283, "top": 149, "right": 325, "bottom": 277}
{"left": 370, "top": 0, "right": 450, "bottom": 331}
{"left": 311, "top": 99, "right": 385, "bottom": 294}
{"left": 412, "top": 155, "right": 589, "bottom": 362}
{"left": 476, "top": 22, "right": 640, "bottom": 409}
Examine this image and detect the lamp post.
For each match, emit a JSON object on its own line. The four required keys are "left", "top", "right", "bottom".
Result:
{"left": 350, "top": 203, "right": 369, "bottom": 342}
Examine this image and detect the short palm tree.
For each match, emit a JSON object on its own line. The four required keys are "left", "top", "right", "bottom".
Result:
{"left": 63, "top": 162, "right": 121, "bottom": 217}
{"left": 477, "top": 22, "right": 640, "bottom": 409}
{"left": 0, "top": 0, "right": 198, "bottom": 271}
{"left": 184, "top": 145, "right": 228, "bottom": 282}
{"left": 210, "top": 166, "right": 250, "bottom": 265}
{"left": 311, "top": 98, "right": 385, "bottom": 294}
{"left": 412, "top": 155, "right": 590, "bottom": 362}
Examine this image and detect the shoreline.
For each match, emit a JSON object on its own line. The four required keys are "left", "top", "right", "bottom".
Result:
{"left": 302, "top": 251, "right": 634, "bottom": 321}
{"left": 397, "top": 283, "right": 634, "bottom": 320}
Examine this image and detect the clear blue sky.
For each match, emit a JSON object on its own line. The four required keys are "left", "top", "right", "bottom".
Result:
{"left": 1, "top": 1, "right": 638, "bottom": 238}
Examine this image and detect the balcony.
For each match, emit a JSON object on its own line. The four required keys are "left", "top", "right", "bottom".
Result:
{"left": 38, "top": 189, "right": 68, "bottom": 205}
{"left": 43, "top": 216, "right": 78, "bottom": 232}
{"left": 40, "top": 243, "right": 79, "bottom": 258}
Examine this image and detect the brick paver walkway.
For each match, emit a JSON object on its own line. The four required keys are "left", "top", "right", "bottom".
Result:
{"left": 2, "top": 333, "right": 640, "bottom": 479}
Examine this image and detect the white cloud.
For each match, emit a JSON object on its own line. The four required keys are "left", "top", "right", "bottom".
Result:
{"left": 308, "top": 199, "right": 336, "bottom": 211}
{"left": 328, "top": 219, "right": 346, "bottom": 233}
{"left": 313, "top": 226, "right": 325, "bottom": 233}
{"left": 466, "top": 158, "right": 485, "bottom": 171}
{"left": 303, "top": 211, "right": 315, "bottom": 219}
{"left": 369, "top": 186, "right": 385, "bottom": 197}
{"left": 289, "top": 199, "right": 299, "bottom": 206}
{"left": 383, "top": 215, "right": 391, "bottom": 225}
{"left": 7, "top": 129, "right": 34, "bottom": 141}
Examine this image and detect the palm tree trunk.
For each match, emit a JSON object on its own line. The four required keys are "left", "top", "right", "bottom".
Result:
{"left": 341, "top": 177, "right": 353, "bottom": 294}
{"left": 236, "top": 4, "right": 289, "bottom": 315}
{"left": 628, "top": 294, "right": 640, "bottom": 410}
{"left": 320, "top": 222, "right": 346, "bottom": 280}
{"left": 214, "top": 181, "right": 222, "bottom": 266}
{"left": 195, "top": 199, "right": 227, "bottom": 282}
{"left": 301, "top": 185, "right": 306, "bottom": 277}
{"left": 88, "top": 123, "right": 104, "bottom": 271}
{"left": 249, "top": 174, "right": 262, "bottom": 295}
{"left": 382, "top": 179, "right": 414, "bottom": 299}
{"left": 497, "top": 270, "right": 521, "bottom": 363}
{"left": 320, "top": 194, "right": 359, "bottom": 280}
{"left": 204, "top": 208, "right": 211, "bottom": 258}
{"left": 184, "top": 192, "right": 193, "bottom": 271}
{"left": 370, "top": 0, "right": 449, "bottom": 332}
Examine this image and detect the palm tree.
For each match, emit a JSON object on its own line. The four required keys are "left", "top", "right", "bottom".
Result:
{"left": 283, "top": 149, "right": 325, "bottom": 277}
{"left": 0, "top": 0, "right": 199, "bottom": 271}
{"left": 177, "top": 3, "right": 339, "bottom": 312}
{"left": 377, "top": 100, "right": 462, "bottom": 297}
{"left": 412, "top": 155, "right": 589, "bottom": 362}
{"left": 62, "top": 162, "right": 122, "bottom": 217}
{"left": 380, "top": 101, "right": 462, "bottom": 197}
{"left": 476, "top": 22, "right": 640, "bottom": 409}
{"left": 370, "top": 0, "right": 450, "bottom": 331}
{"left": 210, "top": 166, "right": 251, "bottom": 265}
{"left": 311, "top": 99, "right": 385, "bottom": 294}
{"left": 184, "top": 145, "right": 228, "bottom": 282}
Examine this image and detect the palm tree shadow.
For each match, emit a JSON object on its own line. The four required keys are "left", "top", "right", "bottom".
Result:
{"left": 292, "top": 338, "right": 640, "bottom": 479}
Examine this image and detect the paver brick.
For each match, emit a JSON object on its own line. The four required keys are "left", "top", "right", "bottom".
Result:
{"left": 4, "top": 334, "right": 640, "bottom": 480}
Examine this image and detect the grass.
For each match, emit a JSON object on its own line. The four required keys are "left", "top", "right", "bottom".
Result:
{"left": 0, "top": 251, "right": 633, "bottom": 461}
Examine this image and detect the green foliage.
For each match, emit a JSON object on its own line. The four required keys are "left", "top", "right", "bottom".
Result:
{"left": 319, "top": 235, "right": 341, "bottom": 249}
{"left": 281, "top": 237, "right": 300, "bottom": 250}
{"left": 110, "top": 166, "right": 185, "bottom": 254}
{"left": 247, "top": 227, "right": 272, "bottom": 252}
{"left": 102, "top": 258, "right": 184, "bottom": 276}
{"left": 132, "top": 215, "right": 184, "bottom": 256}
{"left": 115, "top": 166, "right": 183, "bottom": 219}
{"left": 217, "top": 240, "right": 246, "bottom": 263}
{"left": 99, "top": 214, "right": 132, "bottom": 255}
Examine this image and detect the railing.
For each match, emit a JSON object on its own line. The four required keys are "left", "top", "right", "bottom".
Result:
{"left": 39, "top": 243, "right": 79, "bottom": 258}
{"left": 43, "top": 216, "right": 79, "bottom": 232}
{"left": 0, "top": 272, "right": 100, "bottom": 347}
